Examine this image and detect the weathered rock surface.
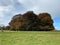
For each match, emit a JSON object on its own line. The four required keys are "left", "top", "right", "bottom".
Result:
{"left": 9, "top": 11, "right": 54, "bottom": 31}
{"left": 38, "top": 13, "right": 54, "bottom": 31}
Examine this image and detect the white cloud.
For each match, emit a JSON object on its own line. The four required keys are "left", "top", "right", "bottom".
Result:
{"left": 0, "top": 0, "right": 26, "bottom": 26}
{"left": 0, "top": 0, "right": 60, "bottom": 18}
{"left": 0, "top": 5, "right": 14, "bottom": 21}
{"left": 0, "top": 0, "right": 60, "bottom": 28}
{"left": 18, "top": 0, "right": 60, "bottom": 18}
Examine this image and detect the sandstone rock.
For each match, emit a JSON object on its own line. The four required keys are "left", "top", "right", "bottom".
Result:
{"left": 39, "top": 13, "right": 54, "bottom": 30}
{"left": 9, "top": 11, "right": 54, "bottom": 31}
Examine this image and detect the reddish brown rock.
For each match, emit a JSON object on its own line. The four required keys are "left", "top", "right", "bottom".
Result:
{"left": 38, "top": 13, "right": 54, "bottom": 31}
{"left": 9, "top": 14, "right": 23, "bottom": 30}
{"left": 9, "top": 11, "right": 54, "bottom": 31}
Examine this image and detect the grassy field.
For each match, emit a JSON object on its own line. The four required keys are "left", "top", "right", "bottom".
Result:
{"left": 0, "top": 31, "right": 60, "bottom": 45}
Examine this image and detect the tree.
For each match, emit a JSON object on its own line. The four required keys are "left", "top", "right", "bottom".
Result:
{"left": 0, "top": 24, "right": 5, "bottom": 32}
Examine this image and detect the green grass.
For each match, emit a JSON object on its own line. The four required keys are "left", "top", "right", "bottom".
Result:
{"left": 0, "top": 31, "right": 60, "bottom": 45}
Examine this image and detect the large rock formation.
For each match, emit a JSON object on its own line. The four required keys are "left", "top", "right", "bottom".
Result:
{"left": 9, "top": 11, "right": 54, "bottom": 31}
{"left": 38, "top": 13, "right": 54, "bottom": 31}
{"left": 9, "top": 14, "right": 23, "bottom": 30}
{"left": 21, "top": 11, "right": 40, "bottom": 31}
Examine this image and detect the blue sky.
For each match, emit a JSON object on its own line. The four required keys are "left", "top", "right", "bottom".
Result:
{"left": 0, "top": 0, "right": 60, "bottom": 30}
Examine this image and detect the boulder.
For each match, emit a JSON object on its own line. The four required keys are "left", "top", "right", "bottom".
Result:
{"left": 9, "top": 14, "right": 23, "bottom": 30}
{"left": 9, "top": 11, "right": 54, "bottom": 31}
{"left": 38, "top": 13, "right": 54, "bottom": 31}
